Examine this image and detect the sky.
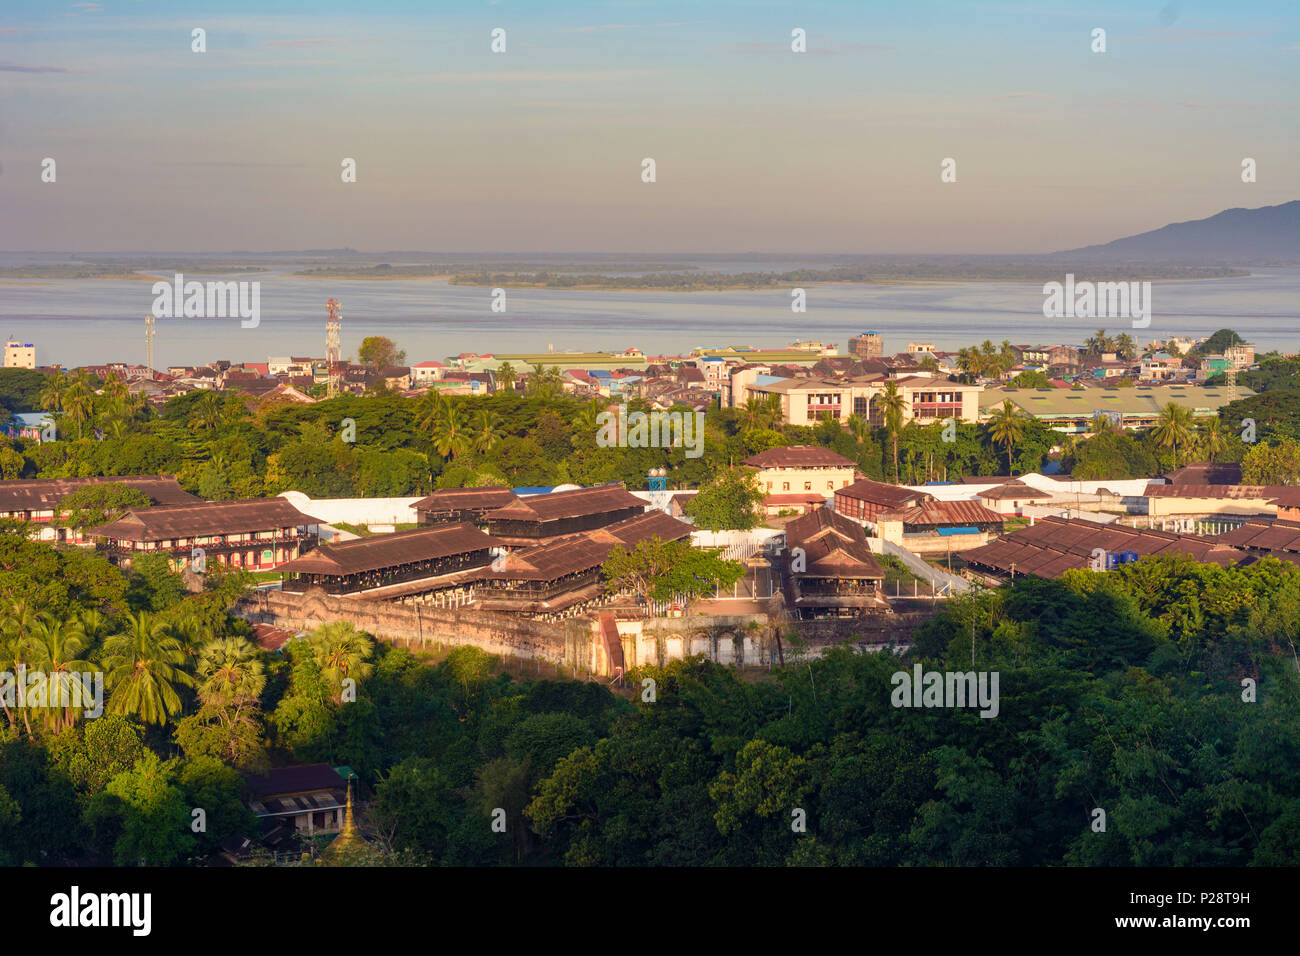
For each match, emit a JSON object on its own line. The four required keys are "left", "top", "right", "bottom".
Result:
{"left": 1, "top": 0, "right": 1297, "bottom": 254}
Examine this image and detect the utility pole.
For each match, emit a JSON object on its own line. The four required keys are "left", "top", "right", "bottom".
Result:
{"left": 144, "top": 314, "right": 155, "bottom": 371}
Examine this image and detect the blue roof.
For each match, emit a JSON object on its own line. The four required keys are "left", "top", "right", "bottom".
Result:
{"left": 512, "top": 486, "right": 555, "bottom": 496}
{"left": 754, "top": 374, "right": 786, "bottom": 385}
{"left": 937, "top": 526, "right": 980, "bottom": 536}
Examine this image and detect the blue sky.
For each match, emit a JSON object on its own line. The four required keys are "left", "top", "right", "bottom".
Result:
{"left": 2, "top": 1, "right": 1296, "bottom": 252}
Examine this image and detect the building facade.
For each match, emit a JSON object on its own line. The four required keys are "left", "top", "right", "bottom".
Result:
{"left": 89, "top": 498, "right": 321, "bottom": 571}
{"left": 744, "top": 446, "right": 858, "bottom": 495}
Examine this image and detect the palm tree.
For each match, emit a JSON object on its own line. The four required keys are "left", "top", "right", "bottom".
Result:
{"left": 188, "top": 390, "right": 225, "bottom": 432}
{"left": 472, "top": 409, "right": 503, "bottom": 455}
{"left": 415, "top": 389, "right": 447, "bottom": 433}
{"left": 430, "top": 405, "right": 471, "bottom": 460}
{"left": 573, "top": 398, "right": 606, "bottom": 438}
{"left": 496, "top": 362, "right": 517, "bottom": 392}
{"left": 1090, "top": 412, "right": 1116, "bottom": 435}
{"left": 741, "top": 396, "right": 766, "bottom": 430}
{"left": 986, "top": 399, "right": 1027, "bottom": 476}
{"left": 195, "top": 636, "right": 266, "bottom": 707}
{"left": 525, "top": 362, "right": 565, "bottom": 400}
{"left": 0, "top": 600, "right": 39, "bottom": 737}
{"left": 845, "top": 413, "right": 869, "bottom": 444}
{"left": 1151, "top": 402, "right": 1195, "bottom": 468}
{"left": 39, "top": 371, "right": 70, "bottom": 416}
{"left": 761, "top": 393, "right": 784, "bottom": 429}
{"left": 875, "top": 381, "right": 908, "bottom": 481}
{"left": 63, "top": 370, "right": 97, "bottom": 439}
{"left": 23, "top": 613, "right": 94, "bottom": 732}
{"left": 309, "top": 622, "right": 375, "bottom": 702}
{"left": 101, "top": 611, "right": 195, "bottom": 725}
{"left": 1196, "top": 416, "right": 1227, "bottom": 463}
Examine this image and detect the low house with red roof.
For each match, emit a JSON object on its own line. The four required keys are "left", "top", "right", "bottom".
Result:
{"left": 834, "top": 477, "right": 932, "bottom": 524}
{"left": 410, "top": 361, "right": 446, "bottom": 385}
{"left": 875, "top": 499, "right": 1005, "bottom": 553}
{"left": 978, "top": 481, "right": 1057, "bottom": 516}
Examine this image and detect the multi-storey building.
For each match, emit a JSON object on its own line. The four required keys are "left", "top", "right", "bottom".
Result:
{"left": 744, "top": 446, "right": 858, "bottom": 495}
{"left": 4, "top": 341, "right": 36, "bottom": 369}
{"left": 735, "top": 373, "right": 982, "bottom": 427}
{"left": 847, "top": 332, "right": 883, "bottom": 361}
{"left": 0, "top": 475, "right": 200, "bottom": 542}
{"left": 89, "top": 498, "right": 321, "bottom": 571}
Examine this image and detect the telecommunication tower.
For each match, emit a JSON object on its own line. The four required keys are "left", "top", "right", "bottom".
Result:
{"left": 325, "top": 298, "right": 342, "bottom": 396}
{"left": 145, "top": 314, "right": 156, "bottom": 371}
{"left": 647, "top": 467, "right": 670, "bottom": 512}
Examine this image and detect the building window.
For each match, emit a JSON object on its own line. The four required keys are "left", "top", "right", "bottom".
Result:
{"left": 804, "top": 481, "right": 812, "bottom": 491}
{"left": 783, "top": 482, "right": 790, "bottom": 491}
{"left": 827, "top": 481, "right": 834, "bottom": 490}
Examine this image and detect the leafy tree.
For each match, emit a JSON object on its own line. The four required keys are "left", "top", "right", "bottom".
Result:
{"left": 1241, "top": 438, "right": 1300, "bottom": 485}
{"left": 685, "top": 466, "right": 764, "bottom": 530}
{"left": 358, "top": 336, "right": 406, "bottom": 370}
{"left": 601, "top": 536, "right": 744, "bottom": 609}
{"left": 47, "top": 715, "right": 147, "bottom": 793}
{"left": 90, "top": 752, "right": 197, "bottom": 865}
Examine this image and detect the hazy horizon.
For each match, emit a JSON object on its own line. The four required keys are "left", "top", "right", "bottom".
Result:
{"left": 3, "top": 0, "right": 1297, "bottom": 254}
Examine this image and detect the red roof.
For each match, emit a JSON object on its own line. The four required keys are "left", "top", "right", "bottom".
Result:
{"left": 744, "top": 446, "right": 856, "bottom": 469}
{"left": 880, "top": 500, "right": 1004, "bottom": 526}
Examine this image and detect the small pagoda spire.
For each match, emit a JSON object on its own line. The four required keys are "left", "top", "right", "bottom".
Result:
{"left": 324, "top": 779, "right": 361, "bottom": 860}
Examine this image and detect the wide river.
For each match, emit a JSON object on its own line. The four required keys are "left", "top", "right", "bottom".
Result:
{"left": 1, "top": 267, "right": 1296, "bottom": 368}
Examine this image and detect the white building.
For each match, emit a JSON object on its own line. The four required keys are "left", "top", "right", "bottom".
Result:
{"left": 4, "top": 341, "right": 36, "bottom": 369}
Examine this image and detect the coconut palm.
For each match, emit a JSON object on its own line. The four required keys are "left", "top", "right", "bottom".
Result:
{"left": 23, "top": 613, "right": 94, "bottom": 732}
{"left": 101, "top": 611, "right": 195, "bottom": 725}
{"left": 0, "top": 601, "right": 39, "bottom": 737}
{"left": 63, "top": 371, "right": 97, "bottom": 440}
{"left": 761, "top": 393, "right": 784, "bottom": 429}
{"left": 845, "top": 413, "right": 870, "bottom": 444}
{"left": 430, "top": 405, "right": 471, "bottom": 460}
{"left": 1090, "top": 412, "right": 1116, "bottom": 435}
{"left": 1196, "top": 416, "right": 1227, "bottom": 463}
{"left": 39, "top": 371, "right": 70, "bottom": 415}
{"left": 573, "top": 398, "right": 606, "bottom": 438}
{"left": 187, "top": 390, "right": 225, "bottom": 432}
{"left": 875, "top": 381, "right": 908, "bottom": 481}
{"left": 415, "top": 389, "right": 447, "bottom": 434}
{"left": 495, "top": 361, "right": 517, "bottom": 392}
{"left": 986, "top": 399, "right": 1027, "bottom": 476}
{"left": 1151, "top": 402, "right": 1195, "bottom": 469}
{"left": 741, "top": 396, "right": 766, "bottom": 430}
{"left": 472, "top": 409, "right": 503, "bottom": 455}
{"left": 195, "top": 636, "right": 266, "bottom": 707}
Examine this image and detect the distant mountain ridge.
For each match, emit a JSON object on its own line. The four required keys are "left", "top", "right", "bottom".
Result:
{"left": 1053, "top": 201, "right": 1299, "bottom": 265}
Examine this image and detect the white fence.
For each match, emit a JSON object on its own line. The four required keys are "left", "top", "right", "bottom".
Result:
{"left": 279, "top": 491, "right": 423, "bottom": 526}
